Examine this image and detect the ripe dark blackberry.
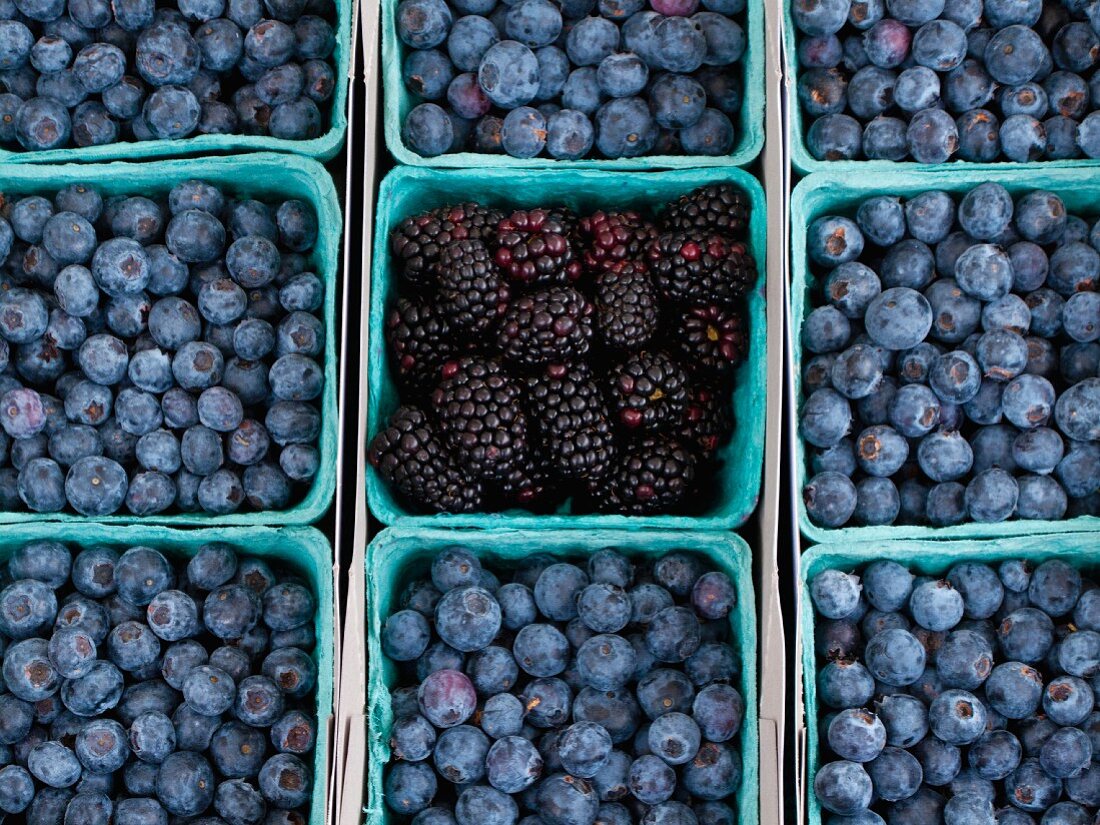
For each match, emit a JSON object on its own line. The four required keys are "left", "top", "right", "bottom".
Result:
{"left": 493, "top": 209, "right": 582, "bottom": 286}
{"left": 594, "top": 262, "right": 660, "bottom": 352}
{"left": 431, "top": 358, "right": 529, "bottom": 481}
{"left": 606, "top": 350, "right": 689, "bottom": 433}
{"left": 647, "top": 233, "right": 757, "bottom": 307}
{"left": 527, "top": 364, "right": 616, "bottom": 481}
{"left": 386, "top": 298, "right": 470, "bottom": 398}
{"left": 390, "top": 203, "right": 503, "bottom": 286}
{"left": 578, "top": 210, "right": 658, "bottom": 273}
{"left": 367, "top": 405, "right": 484, "bottom": 513}
{"left": 496, "top": 287, "right": 594, "bottom": 368}
{"left": 588, "top": 436, "right": 697, "bottom": 515}
{"left": 670, "top": 305, "right": 749, "bottom": 377}
{"left": 496, "top": 457, "right": 561, "bottom": 511}
{"left": 436, "top": 239, "right": 511, "bottom": 336}
{"left": 678, "top": 383, "right": 734, "bottom": 457}
{"left": 661, "top": 184, "right": 750, "bottom": 238}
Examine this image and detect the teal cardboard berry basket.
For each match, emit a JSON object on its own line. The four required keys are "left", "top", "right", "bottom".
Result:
{"left": 0, "top": 7, "right": 351, "bottom": 164}
{"left": 790, "top": 167, "right": 1100, "bottom": 544}
{"left": 0, "top": 154, "right": 340, "bottom": 526}
{"left": 800, "top": 532, "right": 1098, "bottom": 825}
{"left": 367, "top": 165, "right": 767, "bottom": 530}
{"left": 382, "top": 0, "right": 764, "bottom": 169}
{"left": 0, "top": 522, "right": 334, "bottom": 825}
{"left": 364, "top": 526, "right": 759, "bottom": 825}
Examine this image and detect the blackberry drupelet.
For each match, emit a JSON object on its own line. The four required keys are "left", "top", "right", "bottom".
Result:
{"left": 436, "top": 239, "right": 511, "bottom": 336}
{"left": 496, "top": 287, "right": 594, "bottom": 368}
{"left": 647, "top": 232, "right": 757, "bottom": 307}
{"left": 606, "top": 350, "right": 690, "bottom": 432}
{"left": 391, "top": 203, "right": 504, "bottom": 286}
{"left": 578, "top": 210, "right": 658, "bottom": 273}
{"left": 386, "top": 298, "right": 470, "bottom": 398}
{"left": 367, "top": 405, "right": 484, "bottom": 513}
{"left": 661, "top": 184, "right": 751, "bottom": 238}
{"left": 432, "top": 358, "right": 530, "bottom": 481}
{"left": 594, "top": 262, "right": 660, "bottom": 352}
{"left": 678, "top": 383, "right": 734, "bottom": 457}
{"left": 670, "top": 305, "right": 748, "bottom": 376}
{"left": 493, "top": 209, "right": 582, "bottom": 286}
{"left": 589, "top": 436, "right": 697, "bottom": 514}
{"left": 526, "top": 363, "right": 617, "bottom": 481}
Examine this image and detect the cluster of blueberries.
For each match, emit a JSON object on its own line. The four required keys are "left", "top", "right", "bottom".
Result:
{"left": 793, "top": 0, "right": 1100, "bottom": 163}
{"left": 396, "top": 0, "right": 747, "bottom": 159}
{"left": 0, "top": 539, "right": 318, "bottom": 824}
{"left": 0, "top": 179, "right": 326, "bottom": 517}
{"left": 382, "top": 548, "right": 746, "bottom": 825}
{"left": 0, "top": 0, "right": 338, "bottom": 151}
{"left": 800, "top": 182, "right": 1100, "bottom": 529}
{"left": 809, "top": 556, "right": 1100, "bottom": 824}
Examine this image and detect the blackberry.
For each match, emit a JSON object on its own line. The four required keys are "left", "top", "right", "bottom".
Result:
{"left": 589, "top": 436, "right": 697, "bottom": 514}
{"left": 594, "top": 262, "right": 660, "bottom": 352}
{"left": 526, "top": 363, "right": 616, "bottom": 481}
{"left": 670, "top": 305, "right": 748, "bottom": 377}
{"left": 661, "top": 184, "right": 751, "bottom": 238}
{"left": 436, "top": 239, "right": 511, "bottom": 336}
{"left": 578, "top": 210, "right": 658, "bottom": 273}
{"left": 431, "top": 358, "right": 529, "bottom": 481}
{"left": 390, "top": 202, "right": 503, "bottom": 286}
{"left": 496, "top": 287, "right": 594, "bottom": 368}
{"left": 367, "top": 405, "right": 484, "bottom": 513}
{"left": 647, "top": 232, "right": 757, "bottom": 307}
{"left": 678, "top": 383, "right": 734, "bottom": 457}
{"left": 386, "top": 298, "right": 470, "bottom": 398}
{"left": 493, "top": 209, "right": 582, "bottom": 286}
{"left": 606, "top": 350, "right": 689, "bottom": 432}
{"left": 496, "top": 457, "right": 561, "bottom": 510}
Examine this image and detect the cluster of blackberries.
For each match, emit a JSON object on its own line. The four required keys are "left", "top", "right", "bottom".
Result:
{"left": 809, "top": 555, "right": 1100, "bottom": 825}
{"left": 0, "top": 179, "right": 326, "bottom": 517}
{"left": 395, "top": 0, "right": 747, "bottom": 159}
{"left": 368, "top": 184, "right": 758, "bottom": 516}
{"left": 0, "top": 539, "right": 318, "bottom": 823}
{"left": 793, "top": 0, "right": 1100, "bottom": 163}
{"left": 382, "top": 547, "right": 745, "bottom": 825}
{"left": 0, "top": 0, "right": 338, "bottom": 151}
{"left": 800, "top": 182, "right": 1100, "bottom": 529}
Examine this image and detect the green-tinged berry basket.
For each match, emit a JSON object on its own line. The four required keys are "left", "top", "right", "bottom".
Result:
{"left": 367, "top": 165, "right": 767, "bottom": 530}
{"left": 364, "top": 526, "right": 759, "bottom": 825}
{"left": 0, "top": 522, "right": 334, "bottom": 825}
{"left": 790, "top": 167, "right": 1100, "bottom": 544}
{"left": 0, "top": 153, "right": 340, "bottom": 526}
{"left": 0, "top": 6, "right": 351, "bottom": 164}
{"left": 800, "top": 532, "right": 1099, "bottom": 825}
{"left": 382, "top": 0, "right": 764, "bottom": 168}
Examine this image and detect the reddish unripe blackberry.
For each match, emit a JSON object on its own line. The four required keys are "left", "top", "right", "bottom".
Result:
{"left": 527, "top": 363, "right": 617, "bottom": 481}
{"left": 648, "top": 233, "right": 756, "bottom": 307}
{"left": 606, "top": 351, "right": 689, "bottom": 432}
{"left": 594, "top": 262, "right": 660, "bottom": 352}
{"left": 367, "top": 405, "right": 484, "bottom": 513}
{"left": 436, "top": 239, "right": 511, "bottom": 336}
{"left": 432, "top": 358, "right": 530, "bottom": 481}
{"left": 578, "top": 210, "right": 658, "bottom": 273}
{"left": 493, "top": 209, "right": 582, "bottom": 286}
{"left": 670, "top": 305, "right": 748, "bottom": 376}
{"left": 589, "top": 436, "right": 697, "bottom": 515}
{"left": 496, "top": 287, "right": 594, "bottom": 368}
{"left": 386, "top": 298, "right": 471, "bottom": 398}
{"left": 661, "top": 184, "right": 751, "bottom": 238}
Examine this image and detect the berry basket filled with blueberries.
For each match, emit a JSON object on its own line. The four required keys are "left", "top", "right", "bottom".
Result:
{"left": 786, "top": 0, "right": 1100, "bottom": 170}
{"left": 800, "top": 533, "right": 1100, "bottom": 825}
{"left": 0, "top": 154, "right": 339, "bottom": 524}
{"left": 365, "top": 527, "right": 758, "bottom": 825}
{"left": 792, "top": 167, "right": 1100, "bottom": 542}
{"left": 0, "top": 522, "right": 334, "bottom": 825}
{"left": 382, "top": 0, "right": 763, "bottom": 165}
{"left": 0, "top": 0, "right": 351, "bottom": 162}
{"left": 365, "top": 166, "right": 767, "bottom": 530}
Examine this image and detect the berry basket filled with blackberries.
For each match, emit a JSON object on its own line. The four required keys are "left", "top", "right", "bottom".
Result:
{"left": 383, "top": 0, "right": 763, "bottom": 165}
{"left": 366, "top": 166, "right": 767, "bottom": 529}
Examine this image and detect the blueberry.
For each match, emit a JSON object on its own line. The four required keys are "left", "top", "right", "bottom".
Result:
{"left": 545, "top": 108, "right": 594, "bottom": 159}
{"left": 803, "top": 470, "right": 857, "bottom": 527}
{"left": 813, "top": 759, "right": 872, "bottom": 816}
